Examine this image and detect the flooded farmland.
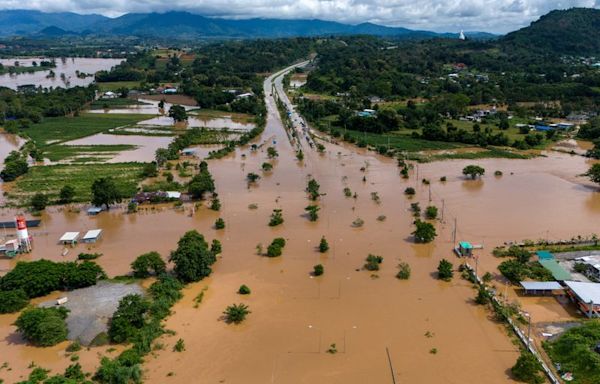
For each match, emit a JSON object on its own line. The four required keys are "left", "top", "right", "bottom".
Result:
{"left": 0, "top": 66, "right": 599, "bottom": 383}
{"left": 0, "top": 58, "right": 123, "bottom": 90}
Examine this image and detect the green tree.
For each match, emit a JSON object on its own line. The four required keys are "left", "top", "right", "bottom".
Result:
{"left": 223, "top": 303, "right": 251, "bottom": 324}
{"left": 511, "top": 351, "right": 544, "bottom": 384}
{"left": 168, "top": 105, "right": 188, "bottom": 122}
{"left": 319, "top": 236, "right": 329, "bottom": 253}
{"left": 187, "top": 170, "right": 215, "bottom": 199}
{"left": 305, "top": 205, "right": 320, "bottom": 221}
{"left": 437, "top": 259, "right": 454, "bottom": 281}
{"left": 59, "top": 185, "right": 76, "bottom": 204}
{"left": 215, "top": 218, "right": 225, "bottom": 229}
{"left": 130, "top": 252, "right": 166, "bottom": 279}
{"left": 169, "top": 230, "right": 215, "bottom": 283}
{"left": 261, "top": 162, "right": 273, "bottom": 172}
{"left": 306, "top": 178, "right": 321, "bottom": 200}
{"left": 15, "top": 307, "right": 69, "bottom": 346}
{"left": 412, "top": 220, "right": 437, "bottom": 243}
{"left": 142, "top": 162, "right": 159, "bottom": 178}
{"left": 30, "top": 193, "right": 49, "bottom": 211}
{"left": 108, "top": 294, "right": 150, "bottom": 343}
{"left": 462, "top": 165, "right": 485, "bottom": 179}
{"left": 91, "top": 177, "right": 122, "bottom": 210}
{"left": 313, "top": 264, "right": 324, "bottom": 276}
{"left": 247, "top": 172, "right": 261, "bottom": 183}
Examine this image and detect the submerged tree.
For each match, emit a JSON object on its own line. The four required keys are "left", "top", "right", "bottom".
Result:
{"left": 462, "top": 165, "right": 485, "bottom": 179}
{"left": 305, "top": 205, "right": 320, "bottom": 221}
{"left": 319, "top": 236, "right": 329, "bottom": 253}
{"left": 437, "top": 259, "right": 454, "bottom": 281}
{"left": 412, "top": 220, "right": 436, "bottom": 243}
{"left": 306, "top": 178, "right": 321, "bottom": 200}
{"left": 223, "top": 303, "right": 251, "bottom": 324}
{"left": 586, "top": 163, "right": 600, "bottom": 185}
{"left": 170, "top": 230, "right": 215, "bottom": 283}
{"left": 269, "top": 209, "right": 284, "bottom": 226}
{"left": 168, "top": 105, "right": 188, "bottom": 122}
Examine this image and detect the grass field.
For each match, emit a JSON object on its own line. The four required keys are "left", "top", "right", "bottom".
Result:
{"left": 9, "top": 163, "right": 146, "bottom": 205}
{"left": 27, "top": 113, "right": 156, "bottom": 147}
{"left": 44, "top": 144, "right": 138, "bottom": 162}
{"left": 339, "top": 129, "right": 461, "bottom": 152}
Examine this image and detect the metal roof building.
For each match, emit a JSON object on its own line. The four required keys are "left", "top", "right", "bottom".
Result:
{"left": 82, "top": 229, "right": 103, "bottom": 243}
{"left": 564, "top": 281, "right": 600, "bottom": 318}
{"left": 538, "top": 259, "right": 572, "bottom": 281}
{"left": 536, "top": 250, "right": 554, "bottom": 260}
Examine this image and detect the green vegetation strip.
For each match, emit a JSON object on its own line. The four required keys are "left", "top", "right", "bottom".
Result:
{"left": 10, "top": 163, "right": 145, "bottom": 204}
{"left": 44, "top": 144, "right": 138, "bottom": 162}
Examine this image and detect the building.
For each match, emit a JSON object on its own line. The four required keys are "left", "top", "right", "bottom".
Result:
{"left": 564, "top": 281, "right": 600, "bottom": 317}
{"left": 82, "top": 229, "right": 103, "bottom": 243}
{"left": 520, "top": 281, "right": 563, "bottom": 296}
{"left": 538, "top": 259, "right": 573, "bottom": 281}
{"left": 59, "top": 232, "right": 80, "bottom": 245}
{"left": 101, "top": 91, "right": 117, "bottom": 99}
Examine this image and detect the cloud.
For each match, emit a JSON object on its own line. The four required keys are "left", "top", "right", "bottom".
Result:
{"left": 0, "top": 0, "right": 598, "bottom": 33}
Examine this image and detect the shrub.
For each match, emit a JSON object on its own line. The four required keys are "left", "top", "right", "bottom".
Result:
{"left": 306, "top": 179, "right": 320, "bottom": 200}
{"left": 319, "top": 236, "right": 329, "bottom": 253}
{"left": 173, "top": 339, "right": 185, "bottom": 352}
{"left": 396, "top": 262, "right": 411, "bottom": 280}
{"left": 404, "top": 187, "right": 416, "bottom": 196}
{"left": 343, "top": 187, "right": 352, "bottom": 197}
{"left": 437, "top": 259, "right": 454, "bottom": 281}
{"left": 511, "top": 351, "right": 544, "bottom": 384}
{"left": 440, "top": 176, "right": 447, "bottom": 182}
{"left": 494, "top": 170, "right": 503, "bottom": 176}
{"left": 425, "top": 206, "right": 438, "bottom": 220}
{"left": 66, "top": 340, "right": 82, "bottom": 353}
{"left": 364, "top": 254, "right": 383, "bottom": 271}
{"left": 78, "top": 252, "right": 101, "bottom": 260}
{"left": 93, "top": 356, "right": 142, "bottom": 384}
{"left": 352, "top": 218, "right": 364, "bottom": 227}
{"left": 238, "top": 285, "right": 251, "bottom": 295}
{"left": 215, "top": 218, "right": 225, "bottom": 229}
{"left": 261, "top": 162, "right": 273, "bottom": 172}
{"left": 131, "top": 252, "right": 166, "bottom": 279}
{"left": 223, "top": 303, "right": 251, "bottom": 324}
{"left": 0, "top": 289, "right": 29, "bottom": 313}
{"left": 211, "top": 239, "right": 222, "bottom": 255}
{"left": 462, "top": 165, "right": 485, "bottom": 179}
{"left": 269, "top": 209, "right": 284, "bottom": 226}
{"left": 210, "top": 197, "right": 221, "bottom": 211}
{"left": 247, "top": 172, "right": 261, "bottom": 183}
{"left": 267, "top": 238, "right": 286, "bottom": 257}
{"left": 15, "top": 307, "right": 69, "bottom": 346}
{"left": 313, "top": 264, "right": 324, "bottom": 276}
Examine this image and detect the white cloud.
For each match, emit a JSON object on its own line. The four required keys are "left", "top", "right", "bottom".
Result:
{"left": 0, "top": 0, "right": 598, "bottom": 33}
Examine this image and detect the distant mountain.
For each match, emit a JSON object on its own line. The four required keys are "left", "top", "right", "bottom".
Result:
{"left": 0, "top": 9, "right": 495, "bottom": 40}
{"left": 502, "top": 8, "right": 600, "bottom": 55}
{"left": 0, "top": 10, "right": 107, "bottom": 36}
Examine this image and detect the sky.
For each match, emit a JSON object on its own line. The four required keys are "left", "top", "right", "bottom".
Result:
{"left": 0, "top": 0, "right": 599, "bottom": 33}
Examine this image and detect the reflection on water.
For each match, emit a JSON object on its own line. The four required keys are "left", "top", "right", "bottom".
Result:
{"left": 0, "top": 58, "right": 123, "bottom": 90}
{"left": 138, "top": 115, "right": 255, "bottom": 132}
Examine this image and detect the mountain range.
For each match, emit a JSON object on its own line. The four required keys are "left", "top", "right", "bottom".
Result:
{"left": 0, "top": 9, "right": 496, "bottom": 40}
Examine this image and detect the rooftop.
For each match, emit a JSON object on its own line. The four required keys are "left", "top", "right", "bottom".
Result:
{"left": 564, "top": 281, "right": 600, "bottom": 305}
{"left": 538, "top": 259, "right": 573, "bottom": 281}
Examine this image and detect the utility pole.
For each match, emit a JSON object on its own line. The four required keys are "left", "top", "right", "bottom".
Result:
{"left": 441, "top": 199, "right": 445, "bottom": 222}
{"left": 428, "top": 183, "right": 432, "bottom": 202}
{"left": 452, "top": 218, "right": 457, "bottom": 247}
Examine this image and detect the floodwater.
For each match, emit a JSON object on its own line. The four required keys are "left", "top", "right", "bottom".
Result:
{"left": 0, "top": 64, "right": 599, "bottom": 383}
{"left": 138, "top": 115, "right": 256, "bottom": 132}
{"left": 0, "top": 58, "right": 123, "bottom": 90}
{"left": 62, "top": 133, "right": 173, "bottom": 163}
{"left": 88, "top": 98, "right": 194, "bottom": 115}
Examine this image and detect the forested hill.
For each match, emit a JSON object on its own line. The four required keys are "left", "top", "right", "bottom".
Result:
{"left": 0, "top": 9, "right": 494, "bottom": 40}
{"left": 502, "top": 8, "right": 600, "bottom": 55}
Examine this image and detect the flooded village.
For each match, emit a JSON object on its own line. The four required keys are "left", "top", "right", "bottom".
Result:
{"left": 0, "top": 7, "right": 600, "bottom": 384}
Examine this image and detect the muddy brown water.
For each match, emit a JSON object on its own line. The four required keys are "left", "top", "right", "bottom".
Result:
{"left": 0, "top": 58, "right": 123, "bottom": 90}
{"left": 0, "top": 65, "right": 599, "bottom": 382}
